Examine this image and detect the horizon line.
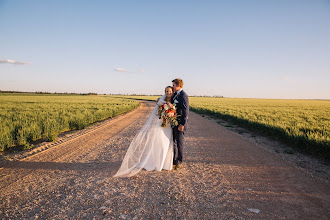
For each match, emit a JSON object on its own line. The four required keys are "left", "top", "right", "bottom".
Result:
{"left": 0, "top": 90, "right": 329, "bottom": 101}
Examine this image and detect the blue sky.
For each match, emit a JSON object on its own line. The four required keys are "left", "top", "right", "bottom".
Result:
{"left": 0, "top": 0, "right": 329, "bottom": 99}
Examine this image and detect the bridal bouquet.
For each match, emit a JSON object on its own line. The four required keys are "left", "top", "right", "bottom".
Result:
{"left": 158, "top": 102, "right": 179, "bottom": 128}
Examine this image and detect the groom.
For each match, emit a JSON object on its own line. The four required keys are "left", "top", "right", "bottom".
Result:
{"left": 171, "top": 78, "right": 189, "bottom": 170}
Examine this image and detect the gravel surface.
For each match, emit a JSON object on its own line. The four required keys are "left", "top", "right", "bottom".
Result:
{"left": 0, "top": 101, "right": 329, "bottom": 219}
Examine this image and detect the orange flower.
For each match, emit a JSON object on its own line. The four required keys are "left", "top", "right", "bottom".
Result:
{"left": 167, "top": 110, "right": 175, "bottom": 117}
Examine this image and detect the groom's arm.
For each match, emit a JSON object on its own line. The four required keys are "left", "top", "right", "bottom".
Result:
{"left": 179, "top": 93, "right": 189, "bottom": 129}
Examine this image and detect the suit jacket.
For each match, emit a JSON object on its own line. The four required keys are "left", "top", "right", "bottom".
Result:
{"left": 171, "top": 90, "right": 189, "bottom": 127}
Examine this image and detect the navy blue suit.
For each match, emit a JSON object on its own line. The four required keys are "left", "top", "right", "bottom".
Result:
{"left": 171, "top": 90, "right": 189, "bottom": 165}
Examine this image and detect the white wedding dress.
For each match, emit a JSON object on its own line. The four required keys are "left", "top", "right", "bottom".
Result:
{"left": 114, "top": 95, "right": 173, "bottom": 177}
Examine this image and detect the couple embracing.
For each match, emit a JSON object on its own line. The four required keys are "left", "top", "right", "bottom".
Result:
{"left": 114, "top": 78, "right": 189, "bottom": 177}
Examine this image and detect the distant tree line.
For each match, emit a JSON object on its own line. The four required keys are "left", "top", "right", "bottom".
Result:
{"left": 0, "top": 90, "right": 224, "bottom": 97}
{"left": 0, "top": 90, "right": 98, "bottom": 95}
{"left": 191, "top": 95, "right": 224, "bottom": 98}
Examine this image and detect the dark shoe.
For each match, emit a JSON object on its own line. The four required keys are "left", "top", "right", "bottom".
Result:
{"left": 175, "top": 163, "right": 184, "bottom": 170}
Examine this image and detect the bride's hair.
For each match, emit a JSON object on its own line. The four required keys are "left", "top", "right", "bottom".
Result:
{"left": 165, "top": 86, "right": 173, "bottom": 93}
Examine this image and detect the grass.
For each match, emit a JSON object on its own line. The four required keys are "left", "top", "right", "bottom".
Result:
{"left": 0, "top": 94, "right": 139, "bottom": 151}
{"left": 189, "top": 97, "right": 330, "bottom": 160}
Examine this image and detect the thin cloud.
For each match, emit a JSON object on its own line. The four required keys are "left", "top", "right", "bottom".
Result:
{"left": 114, "top": 68, "right": 128, "bottom": 72}
{"left": 0, "top": 58, "right": 31, "bottom": 65}
{"left": 114, "top": 68, "right": 146, "bottom": 73}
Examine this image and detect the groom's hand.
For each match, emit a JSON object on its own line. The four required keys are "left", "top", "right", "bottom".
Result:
{"left": 178, "top": 125, "right": 184, "bottom": 132}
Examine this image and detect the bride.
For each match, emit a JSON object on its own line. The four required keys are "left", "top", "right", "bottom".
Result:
{"left": 114, "top": 86, "right": 174, "bottom": 177}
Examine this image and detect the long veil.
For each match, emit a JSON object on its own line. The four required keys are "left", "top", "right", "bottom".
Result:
{"left": 114, "top": 95, "right": 166, "bottom": 177}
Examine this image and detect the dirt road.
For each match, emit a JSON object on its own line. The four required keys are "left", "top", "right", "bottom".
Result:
{"left": 1, "top": 101, "right": 329, "bottom": 219}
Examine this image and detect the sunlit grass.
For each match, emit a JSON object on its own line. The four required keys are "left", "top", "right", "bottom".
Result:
{"left": 0, "top": 94, "right": 139, "bottom": 151}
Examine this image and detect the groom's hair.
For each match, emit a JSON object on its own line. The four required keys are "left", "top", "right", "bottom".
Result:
{"left": 172, "top": 78, "right": 184, "bottom": 88}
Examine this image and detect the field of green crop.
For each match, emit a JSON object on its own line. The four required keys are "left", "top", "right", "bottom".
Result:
{"left": 122, "top": 95, "right": 330, "bottom": 160}
{"left": 0, "top": 94, "right": 139, "bottom": 151}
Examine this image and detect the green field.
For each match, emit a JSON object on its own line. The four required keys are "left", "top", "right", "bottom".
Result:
{"left": 0, "top": 94, "right": 139, "bottom": 151}
{"left": 122, "top": 95, "right": 330, "bottom": 160}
